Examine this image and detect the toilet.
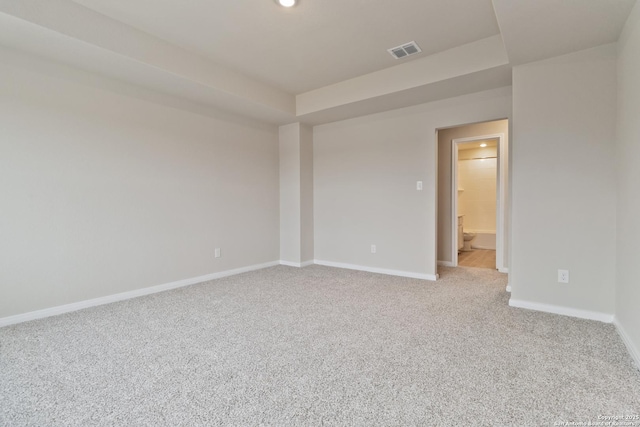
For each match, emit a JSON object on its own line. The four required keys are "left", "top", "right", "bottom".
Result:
{"left": 462, "top": 232, "right": 476, "bottom": 251}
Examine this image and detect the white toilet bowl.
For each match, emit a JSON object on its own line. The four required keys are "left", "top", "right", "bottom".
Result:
{"left": 462, "top": 232, "right": 476, "bottom": 251}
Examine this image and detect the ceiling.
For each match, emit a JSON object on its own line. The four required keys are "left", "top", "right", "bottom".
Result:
{"left": 0, "top": 0, "right": 636, "bottom": 125}
{"left": 493, "top": 0, "right": 636, "bottom": 66}
{"left": 71, "top": 0, "right": 501, "bottom": 94}
{"left": 459, "top": 140, "right": 498, "bottom": 151}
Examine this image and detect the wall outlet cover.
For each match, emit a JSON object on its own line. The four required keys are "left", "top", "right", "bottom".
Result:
{"left": 558, "top": 269, "right": 569, "bottom": 283}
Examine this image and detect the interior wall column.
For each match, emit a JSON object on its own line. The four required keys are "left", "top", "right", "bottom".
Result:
{"left": 279, "top": 122, "right": 314, "bottom": 266}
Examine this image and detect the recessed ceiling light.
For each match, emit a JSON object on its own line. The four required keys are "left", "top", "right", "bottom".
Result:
{"left": 278, "top": 0, "right": 296, "bottom": 7}
{"left": 480, "top": 143, "right": 487, "bottom": 147}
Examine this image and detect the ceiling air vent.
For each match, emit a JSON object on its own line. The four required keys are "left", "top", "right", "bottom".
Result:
{"left": 388, "top": 41, "right": 422, "bottom": 60}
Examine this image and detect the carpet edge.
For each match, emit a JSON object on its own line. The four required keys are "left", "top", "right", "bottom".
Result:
{"left": 0, "top": 260, "right": 280, "bottom": 328}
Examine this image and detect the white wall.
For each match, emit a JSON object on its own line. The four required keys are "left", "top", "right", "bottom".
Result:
{"left": 300, "top": 124, "right": 314, "bottom": 263}
{"left": 279, "top": 122, "right": 314, "bottom": 265}
{"left": 458, "top": 147, "right": 498, "bottom": 233}
{"left": 510, "top": 44, "right": 618, "bottom": 316}
{"left": 279, "top": 123, "right": 302, "bottom": 263}
{"left": 0, "top": 57, "right": 280, "bottom": 318}
{"left": 616, "top": 2, "right": 640, "bottom": 362}
{"left": 314, "top": 87, "right": 512, "bottom": 278}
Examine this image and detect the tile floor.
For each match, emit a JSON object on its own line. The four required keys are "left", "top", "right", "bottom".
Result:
{"left": 458, "top": 249, "right": 496, "bottom": 269}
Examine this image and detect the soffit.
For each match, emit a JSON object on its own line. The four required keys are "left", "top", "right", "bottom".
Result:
{"left": 72, "top": 0, "right": 501, "bottom": 94}
{"left": 1, "top": 1, "right": 636, "bottom": 126}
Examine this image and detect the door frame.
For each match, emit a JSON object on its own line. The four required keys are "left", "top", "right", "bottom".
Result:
{"left": 451, "top": 133, "right": 506, "bottom": 270}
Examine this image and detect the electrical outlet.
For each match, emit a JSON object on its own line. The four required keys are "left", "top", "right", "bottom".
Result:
{"left": 558, "top": 269, "right": 569, "bottom": 283}
{"left": 416, "top": 181, "right": 423, "bottom": 191}
{"left": 371, "top": 244, "right": 376, "bottom": 254}
{"left": 215, "top": 248, "right": 221, "bottom": 258}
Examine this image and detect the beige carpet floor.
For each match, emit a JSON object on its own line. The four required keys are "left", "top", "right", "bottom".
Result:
{"left": 1, "top": 265, "right": 639, "bottom": 426}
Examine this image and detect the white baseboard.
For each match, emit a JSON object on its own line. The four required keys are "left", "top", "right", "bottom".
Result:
{"left": 0, "top": 260, "right": 280, "bottom": 328}
{"left": 508, "top": 299, "right": 614, "bottom": 323}
{"left": 505, "top": 285, "right": 512, "bottom": 293}
{"left": 280, "top": 260, "right": 314, "bottom": 268}
{"left": 614, "top": 317, "right": 640, "bottom": 370}
{"left": 498, "top": 267, "right": 509, "bottom": 274}
{"left": 314, "top": 259, "right": 438, "bottom": 281}
{"left": 437, "top": 260, "right": 455, "bottom": 267}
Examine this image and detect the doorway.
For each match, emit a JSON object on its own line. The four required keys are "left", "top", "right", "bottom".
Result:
{"left": 452, "top": 134, "right": 504, "bottom": 269}
{"left": 436, "top": 119, "right": 509, "bottom": 272}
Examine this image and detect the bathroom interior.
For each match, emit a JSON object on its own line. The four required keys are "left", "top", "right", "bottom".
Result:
{"left": 457, "top": 139, "right": 497, "bottom": 269}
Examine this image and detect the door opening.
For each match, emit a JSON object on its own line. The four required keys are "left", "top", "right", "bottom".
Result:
{"left": 436, "top": 120, "right": 509, "bottom": 272}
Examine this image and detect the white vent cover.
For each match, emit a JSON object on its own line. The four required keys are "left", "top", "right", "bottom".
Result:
{"left": 387, "top": 41, "right": 422, "bottom": 59}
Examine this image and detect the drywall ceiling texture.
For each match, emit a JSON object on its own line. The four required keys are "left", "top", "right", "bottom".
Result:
{"left": 492, "top": 0, "right": 637, "bottom": 65}
{"left": 72, "top": 0, "right": 501, "bottom": 94}
{"left": 0, "top": 58, "right": 280, "bottom": 318}
{"left": 0, "top": 0, "right": 512, "bottom": 126}
{"left": 0, "top": 0, "right": 296, "bottom": 124}
{"left": 510, "top": 44, "right": 618, "bottom": 317}
{"left": 616, "top": 1, "right": 640, "bottom": 363}
{"left": 2, "top": 0, "right": 635, "bottom": 128}
{"left": 296, "top": 35, "right": 510, "bottom": 116}
{"left": 313, "top": 87, "right": 512, "bottom": 279}
{"left": 437, "top": 119, "right": 508, "bottom": 265}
